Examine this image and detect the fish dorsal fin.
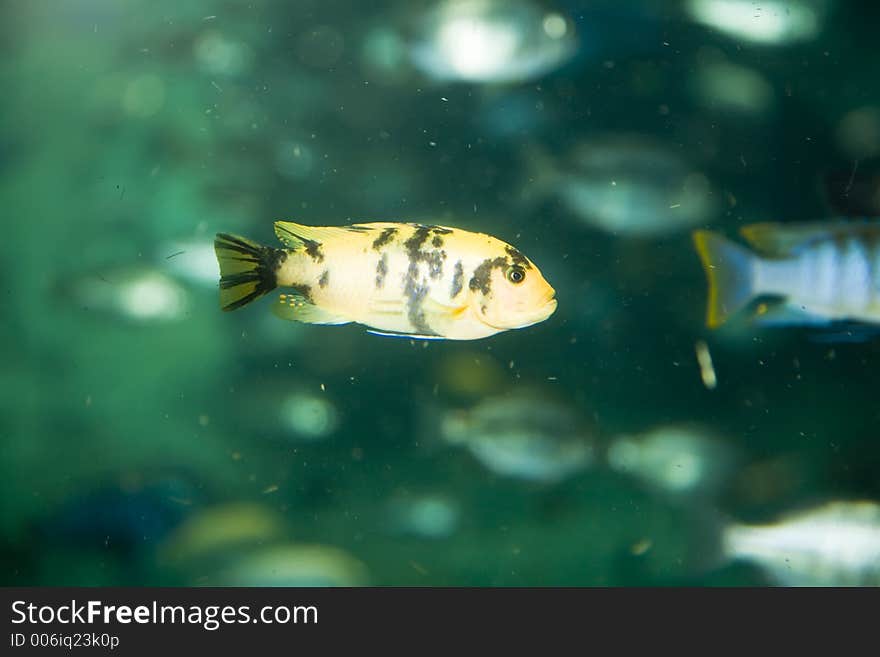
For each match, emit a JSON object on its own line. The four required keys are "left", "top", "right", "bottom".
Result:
{"left": 274, "top": 221, "right": 357, "bottom": 249}
{"left": 271, "top": 293, "right": 350, "bottom": 325}
{"left": 739, "top": 221, "right": 876, "bottom": 255}
{"left": 349, "top": 222, "right": 407, "bottom": 231}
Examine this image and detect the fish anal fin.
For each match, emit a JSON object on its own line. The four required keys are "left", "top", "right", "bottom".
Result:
{"left": 271, "top": 294, "right": 350, "bottom": 325}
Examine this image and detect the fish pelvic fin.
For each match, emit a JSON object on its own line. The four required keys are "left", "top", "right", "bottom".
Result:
{"left": 214, "top": 233, "right": 286, "bottom": 311}
{"left": 692, "top": 230, "right": 759, "bottom": 328}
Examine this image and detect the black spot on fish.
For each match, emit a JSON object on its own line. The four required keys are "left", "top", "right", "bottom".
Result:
{"left": 302, "top": 238, "right": 324, "bottom": 263}
{"left": 372, "top": 227, "right": 398, "bottom": 251}
{"left": 318, "top": 269, "right": 330, "bottom": 288}
{"left": 432, "top": 234, "right": 444, "bottom": 248}
{"left": 430, "top": 226, "right": 453, "bottom": 235}
{"left": 375, "top": 253, "right": 388, "bottom": 289}
{"left": 405, "top": 225, "right": 432, "bottom": 254}
{"left": 450, "top": 260, "right": 464, "bottom": 298}
{"left": 505, "top": 245, "right": 532, "bottom": 270}
{"left": 400, "top": 225, "right": 443, "bottom": 335}
{"left": 404, "top": 226, "right": 447, "bottom": 280}
{"left": 345, "top": 225, "right": 372, "bottom": 233}
{"left": 469, "top": 256, "right": 507, "bottom": 296}
{"left": 404, "top": 273, "right": 434, "bottom": 335}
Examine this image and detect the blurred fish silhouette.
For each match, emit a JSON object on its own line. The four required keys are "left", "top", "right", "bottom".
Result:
{"left": 721, "top": 500, "right": 880, "bottom": 586}
{"left": 606, "top": 424, "right": 739, "bottom": 500}
{"left": 214, "top": 221, "right": 556, "bottom": 340}
{"left": 524, "top": 136, "right": 715, "bottom": 237}
{"left": 65, "top": 266, "right": 188, "bottom": 322}
{"left": 215, "top": 544, "right": 369, "bottom": 587}
{"left": 408, "top": 0, "right": 578, "bottom": 84}
{"left": 440, "top": 393, "right": 594, "bottom": 483}
{"left": 693, "top": 220, "right": 880, "bottom": 337}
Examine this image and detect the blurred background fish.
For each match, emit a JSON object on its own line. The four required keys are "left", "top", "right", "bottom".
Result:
{"left": 606, "top": 424, "right": 740, "bottom": 501}
{"left": 407, "top": 0, "right": 578, "bottom": 84}
{"left": 693, "top": 221, "right": 880, "bottom": 331}
{"left": 438, "top": 392, "right": 595, "bottom": 483}
{"left": 719, "top": 500, "right": 880, "bottom": 586}
{"left": 523, "top": 135, "right": 717, "bottom": 237}
{"left": 63, "top": 266, "right": 189, "bottom": 322}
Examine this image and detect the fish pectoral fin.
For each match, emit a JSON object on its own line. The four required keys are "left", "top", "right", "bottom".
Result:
{"left": 271, "top": 294, "right": 350, "bottom": 325}
{"left": 422, "top": 296, "right": 469, "bottom": 320}
{"left": 274, "top": 221, "right": 354, "bottom": 248}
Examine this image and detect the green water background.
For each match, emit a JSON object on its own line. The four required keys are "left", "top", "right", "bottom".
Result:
{"left": 3, "top": 0, "right": 879, "bottom": 585}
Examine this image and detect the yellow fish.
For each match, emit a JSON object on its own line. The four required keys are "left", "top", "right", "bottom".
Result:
{"left": 214, "top": 221, "right": 557, "bottom": 340}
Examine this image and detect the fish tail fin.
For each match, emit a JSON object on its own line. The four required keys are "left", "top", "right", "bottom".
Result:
{"left": 214, "top": 233, "right": 285, "bottom": 311}
{"left": 692, "top": 230, "right": 759, "bottom": 328}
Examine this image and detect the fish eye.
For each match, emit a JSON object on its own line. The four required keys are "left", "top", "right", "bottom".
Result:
{"left": 506, "top": 266, "right": 526, "bottom": 284}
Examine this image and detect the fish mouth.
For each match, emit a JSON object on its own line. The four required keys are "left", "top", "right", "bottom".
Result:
{"left": 505, "top": 293, "right": 558, "bottom": 329}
